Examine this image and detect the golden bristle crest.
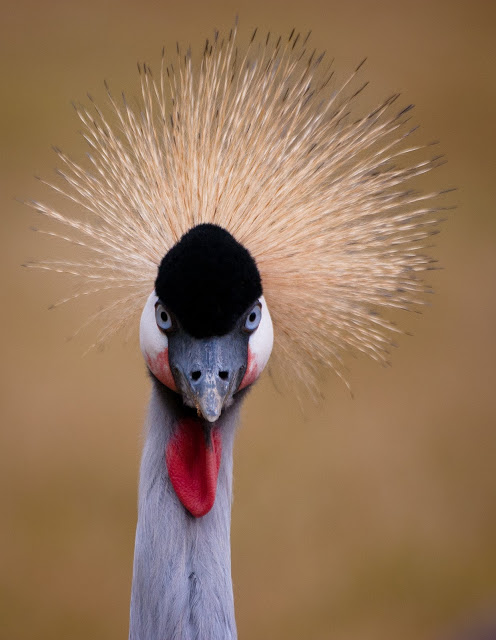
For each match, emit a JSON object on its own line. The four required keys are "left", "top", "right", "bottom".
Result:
{"left": 28, "top": 26, "right": 447, "bottom": 391}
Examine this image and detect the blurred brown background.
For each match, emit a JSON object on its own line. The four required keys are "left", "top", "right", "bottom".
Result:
{"left": 1, "top": 1, "right": 495, "bottom": 638}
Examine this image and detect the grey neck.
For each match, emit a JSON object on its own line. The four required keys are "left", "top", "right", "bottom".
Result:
{"left": 129, "top": 380, "right": 242, "bottom": 640}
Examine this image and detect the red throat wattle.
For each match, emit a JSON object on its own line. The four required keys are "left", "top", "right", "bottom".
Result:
{"left": 166, "top": 417, "right": 222, "bottom": 518}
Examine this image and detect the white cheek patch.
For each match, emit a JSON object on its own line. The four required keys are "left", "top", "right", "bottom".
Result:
{"left": 239, "top": 295, "right": 274, "bottom": 389}
{"left": 139, "top": 291, "right": 177, "bottom": 391}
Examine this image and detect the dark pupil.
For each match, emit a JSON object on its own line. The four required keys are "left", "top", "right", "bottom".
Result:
{"left": 249, "top": 312, "right": 256, "bottom": 323}
{"left": 161, "top": 311, "right": 168, "bottom": 323}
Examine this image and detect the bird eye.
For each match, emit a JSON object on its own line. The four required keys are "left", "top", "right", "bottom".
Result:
{"left": 244, "top": 303, "right": 262, "bottom": 333}
{"left": 155, "top": 303, "right": 174, "bottom": 332}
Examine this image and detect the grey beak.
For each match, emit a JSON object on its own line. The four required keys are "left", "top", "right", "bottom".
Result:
{"left": 189, "top": 371, "right": 229, "bottom": 423}
{"left": 168, "top": 333, "right": 248, "bottom": 423}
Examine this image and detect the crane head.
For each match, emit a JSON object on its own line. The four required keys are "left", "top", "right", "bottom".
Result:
{"left": 139, "top": 224, "right": 274, "bottom": 422}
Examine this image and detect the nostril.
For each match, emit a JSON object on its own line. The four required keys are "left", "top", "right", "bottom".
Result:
{"left": 191, "top": 370, "right": 202, "bottom": 381}
{"left": 218, "top": 370, "right": 229, "bottom": 381}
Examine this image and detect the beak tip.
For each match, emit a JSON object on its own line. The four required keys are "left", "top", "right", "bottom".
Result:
{"left": 194, "top": 386, "right": 225, "bottom": 424}
{"left": 204, "top": 413, "right": 221, "bottom": 423}
{"left": 196, "top": 402, "right": 222, "bottom": 423}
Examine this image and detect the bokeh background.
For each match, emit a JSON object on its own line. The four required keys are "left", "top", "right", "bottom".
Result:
{"left": 1, "top": 1, "right": 495, "bottom": 638}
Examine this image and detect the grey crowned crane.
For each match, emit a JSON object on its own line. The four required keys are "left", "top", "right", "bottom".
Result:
{"left": 29, "top": 25, "right": 444, "bottom": 640}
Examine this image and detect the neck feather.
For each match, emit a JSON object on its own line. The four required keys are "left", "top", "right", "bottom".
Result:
{"left": 129, "top": 380, "right": 242, "bottom": 640}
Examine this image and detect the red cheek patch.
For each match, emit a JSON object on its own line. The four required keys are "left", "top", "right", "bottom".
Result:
{"left": 239, "top": 347, "right": 259, "bottom": 390}
{"left": 166, "top": 418, "right": 222, "bottom": 518}
{"left": 147, "top": 348, "right": 177, "bottom": 391}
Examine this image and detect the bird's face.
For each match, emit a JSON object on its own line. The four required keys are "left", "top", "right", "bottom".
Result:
{"left": 140, "top": 293, "right": 273, "bottom": 421}
{"left": 139, "top": 224, "right": 273, "bottom": 422}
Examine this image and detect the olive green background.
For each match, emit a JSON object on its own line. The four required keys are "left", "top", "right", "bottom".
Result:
{"left": 1, "top": 1, "right": 495, "bottom": 638}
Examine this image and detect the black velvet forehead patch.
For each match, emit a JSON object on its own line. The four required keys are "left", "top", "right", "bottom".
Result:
{"left": 155, "top": 224, "right": 262, "bottom": 338}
